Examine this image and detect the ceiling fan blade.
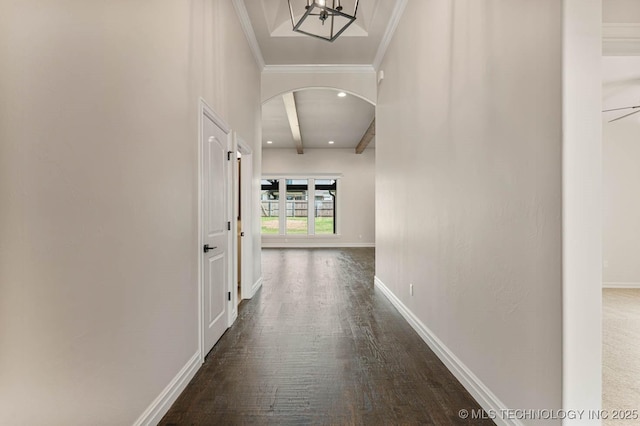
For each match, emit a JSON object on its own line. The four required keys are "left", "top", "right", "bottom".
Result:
{"left": 603, "top": 105, "right": 640, "bottom": 112}
{"left": 609, "top": 108, "right": 640, "bottom": 123}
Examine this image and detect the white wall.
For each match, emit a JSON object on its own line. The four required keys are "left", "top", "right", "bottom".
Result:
{"left": 262, "top": 149, "right": 375, "bottom": 247}
{"left": 603, "top": 0, "right": 640, "bottom": 22}
{"left": 376, "top": 0, "right": 565, "bottom": 421}
{"left": 603, "top": 56, "right": 640, "bottom": 286}
{"left": 0, "top": 1, "right": 261, "bottom": 424}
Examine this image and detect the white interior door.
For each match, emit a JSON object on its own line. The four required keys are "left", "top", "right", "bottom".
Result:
{"left": 202, "top": 109, "right": 230, "bottom": 357}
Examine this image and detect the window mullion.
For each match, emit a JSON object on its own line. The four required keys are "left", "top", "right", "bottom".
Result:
{"left": 278, "top": 178, "right": 286, "bottom": 235}
{"left": 308, "top": 178, "right": 315, "bottom": 235}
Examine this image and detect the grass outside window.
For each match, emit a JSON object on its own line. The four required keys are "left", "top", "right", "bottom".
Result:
{"left": 261, "top": 217, "right": 334, "bottom": 235}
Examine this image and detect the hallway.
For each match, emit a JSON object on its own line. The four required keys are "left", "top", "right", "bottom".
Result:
{"left": 160, "top": 248, "right": 491, "bottom": 425}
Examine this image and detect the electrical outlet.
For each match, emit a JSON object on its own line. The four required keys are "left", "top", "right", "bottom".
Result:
{"left": 410, "top": 283, "right": 414, "bottom": 296}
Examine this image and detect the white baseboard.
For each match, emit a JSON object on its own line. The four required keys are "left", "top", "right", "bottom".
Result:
{"left": 250, "top": 276, "right": 263, "bottom": 298}
{"left": 603, "top": 282, "right": 640, "bottom": 289}
{"left": 374, "top": 277, "right": 522, "bottom": 426}
{"left": 133, "top": 351, "right": 201, "bottom": 426}
{"left": 261, "top": 242, "right": 375, "bottom": 248}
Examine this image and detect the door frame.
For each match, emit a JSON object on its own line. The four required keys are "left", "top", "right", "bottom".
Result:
{"left": 198, "top": 98, "right": 233, "bottom": 361}
{"left": 234, "top": 135, "right": 254, "bottom": 300}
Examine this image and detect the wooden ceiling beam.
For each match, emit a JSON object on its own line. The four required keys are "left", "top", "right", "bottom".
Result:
{"left": 355, "top": 118, "right": 375, "bottom": 154}
{"left": 282, "top": 92, "right": 304, "bottom": 154}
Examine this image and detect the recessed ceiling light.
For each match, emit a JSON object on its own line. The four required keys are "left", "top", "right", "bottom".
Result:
{"left": 337, "top": 92, "right": 347, "bottom": 98}
{"left": 328, "top": 141, "right": 335, "bottom": 145}
{"left": 267, "top": 140, "right": 273, "bottom": 144}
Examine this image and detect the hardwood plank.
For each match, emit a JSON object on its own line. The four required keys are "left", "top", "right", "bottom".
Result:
{"left": 160, "top": 248, "right": 492, "bottom": 425}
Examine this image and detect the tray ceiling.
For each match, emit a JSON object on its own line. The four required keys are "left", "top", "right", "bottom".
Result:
{"left": 240, "top": 0, "right": 404, "bottom": 65}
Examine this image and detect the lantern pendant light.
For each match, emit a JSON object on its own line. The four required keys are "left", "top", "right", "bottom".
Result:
{"left": 287, "top": 0, "right": 360, "bottom": 42}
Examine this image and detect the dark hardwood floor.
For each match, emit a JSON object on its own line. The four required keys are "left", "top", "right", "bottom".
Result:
{"left": 160, "top": 248, "right": 493, "bottom": 425}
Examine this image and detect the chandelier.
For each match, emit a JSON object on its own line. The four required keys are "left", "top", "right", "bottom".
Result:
{"left": 287, "top": 0, "right": 360, "bottom": 42}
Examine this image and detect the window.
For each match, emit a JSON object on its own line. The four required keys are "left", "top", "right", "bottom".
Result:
{"left": 314, "top": 179, "right": 336, "bottom": 235}
{"left": 286, "top": 179, "right": 308, "bottom": 235}
{"left": 260, "top": 179, "right": 280, "bottom": 234}
{"left": 261, "top": 177, "right": 339, "bottom": 236}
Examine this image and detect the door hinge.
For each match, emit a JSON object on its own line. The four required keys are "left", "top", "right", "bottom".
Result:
{"left": 227, "top": 221, "right": 231, "bottom": 231}
{"left": 228, "top": 291, "right": 231, "bottom": 301}
{"left": 227, "top": 151, "right": 233, "bottom": 161}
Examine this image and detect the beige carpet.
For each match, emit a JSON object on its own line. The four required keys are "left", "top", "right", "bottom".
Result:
{"left": 603, "top": 288, "right": 640, "bottom": 426}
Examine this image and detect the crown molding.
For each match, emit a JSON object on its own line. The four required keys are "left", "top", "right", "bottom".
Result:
{"left": 262, "top": 64, "right": 376, "bottom": 74}
{"left": 232, "top": 0, "right": 266, "bottom": 71}
{"left": 603, "top": 23, "right": 640, "bottom": 56}
{"left": 372, "top": 0, "right": 408, "bottom": 70}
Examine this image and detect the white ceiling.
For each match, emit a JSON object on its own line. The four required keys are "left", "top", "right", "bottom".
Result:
{"left": 604, "top": 0, "right": 640, "bottom": 23}
{"left": 262, "top": 88, "right": 375, "bottom": 150}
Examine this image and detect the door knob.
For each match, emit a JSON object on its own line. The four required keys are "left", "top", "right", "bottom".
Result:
{"left": 203, "top": 244, "right": 217, "bottom": 253}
